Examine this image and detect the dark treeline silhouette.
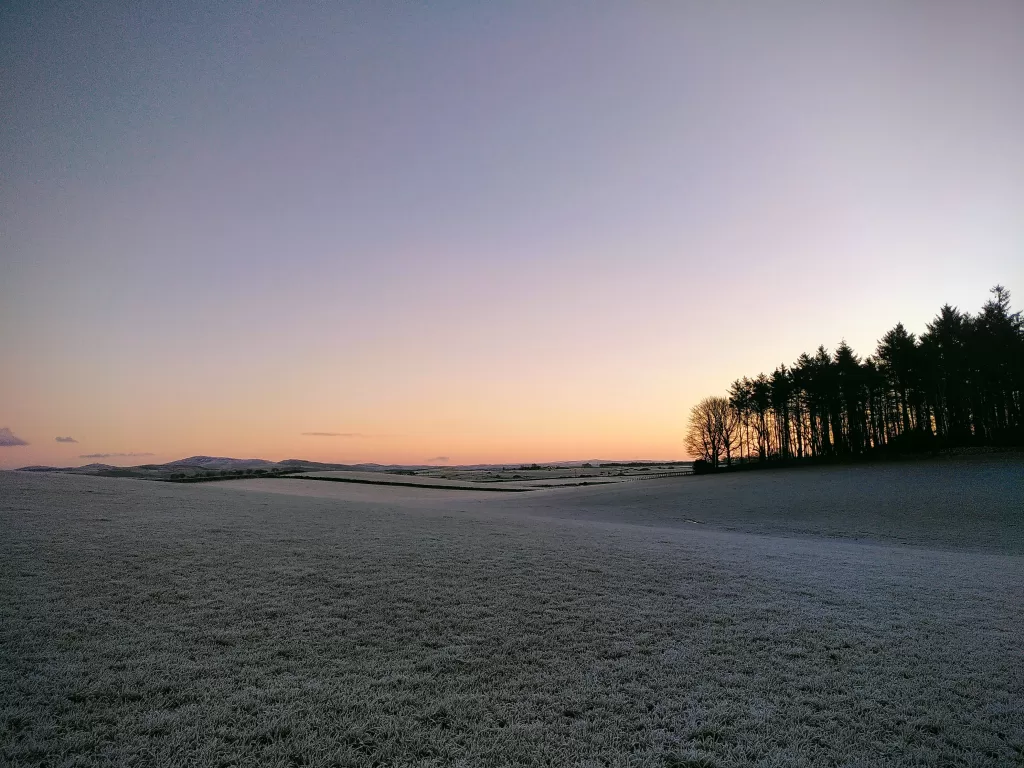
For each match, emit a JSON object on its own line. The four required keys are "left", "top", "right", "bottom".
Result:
{"left": 687, "top": 286, "right": 1023, "bottom": 469}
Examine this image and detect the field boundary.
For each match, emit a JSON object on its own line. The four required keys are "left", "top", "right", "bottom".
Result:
{"left": 621, "top": 469, "right": 695, "bottom": 480}
{"left": 289, "top": 475, "right": 536, "bottom": 492}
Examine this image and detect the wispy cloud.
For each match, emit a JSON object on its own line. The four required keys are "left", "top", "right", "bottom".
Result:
{"left": 0, "top": 428, "right": 28, "bottom": 447}
{"left": 79, "top": 452, "right": 155, "bottom": 459}
{"left": 426, "top": 456, "right": 450, "bottom": 463}
{"left": 301, "top": 432, "right": 365, "bottom": 437}
{"left": 55, "top": 436, "right": 78, "bottom": 443}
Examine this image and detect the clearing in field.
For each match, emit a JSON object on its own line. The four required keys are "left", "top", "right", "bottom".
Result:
{"left": 1, "top": 457, "right": 1022, "bottom": 766}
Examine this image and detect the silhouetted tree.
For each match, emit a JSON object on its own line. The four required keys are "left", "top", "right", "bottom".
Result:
{"left": 728, "top": 378, "right": 754, "bottom": 462}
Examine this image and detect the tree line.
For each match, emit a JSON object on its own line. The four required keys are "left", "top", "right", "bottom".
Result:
{"left": 685, "top": 286, "right": 1023, "bottom": 469}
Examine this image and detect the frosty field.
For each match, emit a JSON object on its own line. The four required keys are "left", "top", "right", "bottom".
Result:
{"left": 1, "top": 459, "right": 1022, "bottom": 767}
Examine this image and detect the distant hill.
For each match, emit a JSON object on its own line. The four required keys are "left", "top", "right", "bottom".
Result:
{"left": 17, "top": 463, "right": 118, "bottom": 472}
{"left": 156, "top": 456, "right": 279, "bottom": 471}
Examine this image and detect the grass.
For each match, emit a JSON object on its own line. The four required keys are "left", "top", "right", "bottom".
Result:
{"left": 1, "top": 459, "right": 1022, "bottom": 766}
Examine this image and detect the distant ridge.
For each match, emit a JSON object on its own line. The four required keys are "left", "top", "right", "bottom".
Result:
{"left": 17, "top": 462, "right": 118, "bottom": 472}
{"left": 16, "top": 456, "right": 689, "bottom": 475}
{"left": 149, "top": 456, "right": 279, "bottom": 471}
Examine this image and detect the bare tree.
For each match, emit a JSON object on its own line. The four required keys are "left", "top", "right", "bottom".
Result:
{"left": 685, "top": 396, "right": 737, "bottom": 469}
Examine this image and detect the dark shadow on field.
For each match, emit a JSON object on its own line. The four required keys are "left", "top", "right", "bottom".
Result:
{"left": 487, "top": 456, "right": 1024, "bottom": 555}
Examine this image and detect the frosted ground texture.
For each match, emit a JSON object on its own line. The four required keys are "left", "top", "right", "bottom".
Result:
{"left": 1, "top": 459, "right": 1022, "bottom": 766}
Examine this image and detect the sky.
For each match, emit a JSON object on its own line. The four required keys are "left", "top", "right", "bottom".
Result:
{"left": 2, "top": 1, "right": 1022, "bottom": 468}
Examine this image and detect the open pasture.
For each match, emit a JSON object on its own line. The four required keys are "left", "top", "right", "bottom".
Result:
{"left": 1, "top": 459, "right": 1022, "bottom": 766}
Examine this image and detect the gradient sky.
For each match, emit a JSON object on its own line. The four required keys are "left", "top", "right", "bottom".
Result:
{"left": 2, "top": 1, "right": 1022, "bottom": 468}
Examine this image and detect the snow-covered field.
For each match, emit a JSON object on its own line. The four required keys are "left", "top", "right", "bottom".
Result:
{"left": 2, "top": 459, "right": 1022, "bottom": 766}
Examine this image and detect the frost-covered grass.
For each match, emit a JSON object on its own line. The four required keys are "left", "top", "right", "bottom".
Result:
{"left": 1, "top": 461, "right": 1022, "bottom": 767}
{"left": 493, "top": 456, "right": 1024, "bottom": 554}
